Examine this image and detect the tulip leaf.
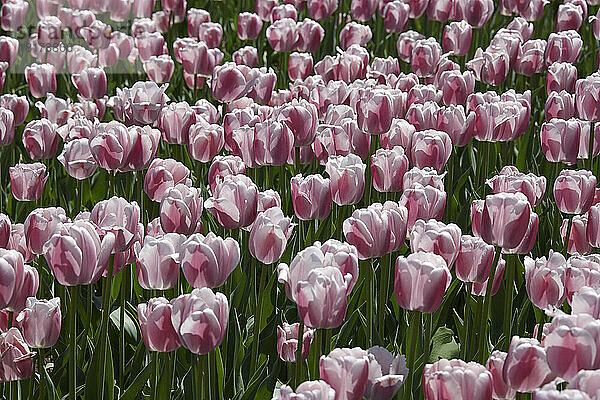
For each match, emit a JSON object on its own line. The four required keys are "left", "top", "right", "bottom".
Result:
{"left": 429, "top": 327, "right": 460, "bottom": 363}
{"left": 43, "top": 363, "right": 58, "bottom": 400}
{"left": 120, "top": 362, "right": 151, "bottom": 400}
{"left": 109, "top": 307, "right": 139, "bottom": 342}
{"left": 85, "top": 334, "right": 115, "bottom": 400}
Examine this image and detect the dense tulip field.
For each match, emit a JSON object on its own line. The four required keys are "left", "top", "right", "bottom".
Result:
{"left": 5, "top": 0, "right": 600, "bottom": 398}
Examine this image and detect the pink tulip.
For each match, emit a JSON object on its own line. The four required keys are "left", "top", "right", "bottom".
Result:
{"left": 411, "top": 38, "right": 442, "bottom": 77}
{"left": 276, "top": 381, "right": 336, "bottom": 399}
{"left": 515, "top": 39, "right": 547, "bottom": 76}
{"left": 547, "top": 62, "right": 577, "bottom": 94}
{"left": 247, "top": 67, "right": 277, "bottom": 105}
{"left": 455, "top": 235, "right": 495, "bottom": 284}
{"left": 0, "top": 214, "right": 10, "bottom": 249}
{"left": 554, "top": 169, "right": 597, "bottom": 214}
{"left": 278, "top": 100, "right": 318, "bottom": 146}
{"left": 0, "top": 249, "right": 29, "bottom": 310}
{"left": 406, "top": 100, "right": 440, "bottom": 131}
{"left": 23, "top": 207, "right": 69, "bottom": 255}
{"left": 545, "top": 91, "right": 576, "bottom": 121}
{"left": 576, "top": 74, "right": 600, "bottom": 122}
{"left": 277, "top": 322, "right": 314, "bottom": 362}
{"left": 187, "top": 121, "right": 224, "bottom": 163}
{"left": 470, "top": 99, "right": 529, "bottom": 142}
{"left": 467, "top": 47, "right": 510, "bottom": 86}
{"left": 158, "top": 184, "right": 203, "bottom": 235}
{"left": 442, "top": 20, "right": 472, "bottom": 56}
{"left": 197, "top": 22, "right": 223, "bottom": 48}
{"left": 211, "top": 63, "right": 258, "bottom": 103}
{"left": 424, "top": 359, "right": 493, "bottom": 400}
{"left": 143, "top": 55, "right": 175, "bottom": 84}
{"left": 371, "top": 146, "right": 409, "bottom": 193}
{"left": 278, "top": 239, "right": 359, "bottom": 302}
{"left": 72, "top": 67, "right": 106, "bottom": 100}
{"left": 399, "top": 183, "right": 446, "bottom": 228}
{"left": 296, "top": 18, "right": 324, "bottom": 52}
{"left": 567, "top": 369, "right": 600, "bottom": 397}
{"left": 256, "top": 0, "right": 278, "bottom": 20}
{"left": 555, "top": 2, "right": 584, "bottom": 32}
{"left": 69, "top": 11, "right": 96, "bottom": 39}
{"left": 205, "top": 174, "right": 259, "bottom": 229}
{"left": 486, "top": 165, "right": 547, "bottom": 207}
{"left": 349, "top": 0, "right": 377, "bottom": 21}
{"left": 438, "top": 70, "right": 475, "bottom": 106}
{"left": 187, "top": 8, "right": 210, "bottom": 36}
{"left": 290, "top": 174, "right": 332, "bottom": 220}
{"left": 137, "top": 297, "right": 181, "bottom": 352}
{"left": 406, "top": 83, "right": 441, "bottom": 108}
{"left": 157, "top": 102, "right": 195, "bottom": 145}
{"left": 307, "top": 0, "right": 338, "bottom": 20}
{"left": 410, "top": 219, "right": 461, "bottom": 268}
{"left": 395, "top": 252, "right": 450, "bottom": 313}
{"left": 37, "top": 16, "right": 61, "bottom": 46}
{"left": 207, "top": 155, "right": 246, "bottom": 194}
{"left": 560, "top": 213, "right": 592, "bottom": 255}
{"left": 36, "top": 94, "right": 73, "bottom": 126}
{"left": 25, "top": 63, "right": 57, "bottom": 99}
{"left": 0, "top": 328, "right": 35, "bottom": 382}
{"left": 110, "top": 81, "right": 169, "bottom": 125}
{"left": 409, "top": 129, "right": 452, "bottom": 171}
{"left": 9, "top": 163, "right": 48, "bottom": 202}
{"left": 170, "top": 287, "right": 229, "bottom": 354}
{"left": 0, "top": 95, "right": 29, "bottom": 126}
{"left": 570, "top": 286, "right": 600, "bottom": 318}
{"left": 232, "top": 46, "right": 259, "bottom": 68}
{"left": 22, "top": 119, "right": 58, "bottom": 160}
{"left": 485, "top": 351, "right": 517, "bottom": 400}
{"left": 237, "top": 12, "right": 263, "bottom": 40}
{"left": 382, "top": 1, "right": 409, "bottom": 33}
{"left": 15, "top": 297, "right": 61, "bottom": 348}
{"left": 524, "top": 251, "right": 568, "bottom": 310}
{"left": 1, "top": 1, "right": 28, "bottom": 32}
{"left": 545, "top": 30, "right": 582, "bottom": 66}
{"left": 134, "top": 233, "right": 185, "bottom": 290}
{"left": 288, "top": 52, "right": 313, "bottom": 81}
{"left": 478, "top": 192, "right": 536, "bottom": 249}
{"left": 144, "top": 158, "right": 192, "bottom": 202}
{"left": 339, "top": 22, "right": 372, "bottom": 50}
{"left": 364, "top": 346, "right": 408, "bottom": 400}
{"left": 356, "top": 89, "right": 393, "bottom": 135}
{"left": 266, "top": 18, "right": 298, "bottom": 53}
{"left": 320, "top": 348, "right": 369, "bottom": 400}
{"left": 249, "top": 207, "right": 294, "bottom": 264}
{"left": 503, "top": 336, "right": 555, "bottom": 392}
{"left": 325, "top": 154, "right": 366, "bottom": 206}
{"left": 43, "top": 220, "right": 115, "bottom": 286}
{"left": 91, "top": 196, "right": 140, "bottom": 253}
{"left": 455, "top": 0, "right": 494, "bottom": 27}
{"left": 343, "top": 202, "right": 408, "bottom": 260}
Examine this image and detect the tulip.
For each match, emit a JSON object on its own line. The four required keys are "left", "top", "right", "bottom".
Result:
{"left": 211, "top": 63, "right": 257, "bottom": 104}
{"left": 1, "top": 1, "right": 28, "bottom": 32}
{"left": 170, "top": 287, "right": 229, "bottom": 354}
{"left": 364, "top": 346, "right": 408, "bottom": 400}
{"left": 524, "top": 252, "right": 568, "bottom": 310}
{"left": 249, "top": 207, "right": 294, "bottom": 264}
{"left": 394, "top": 252, "right": 451, "bottom": 313}
{"left": 296, "top": 18, "right": 324, "bottom": 52}
{"left": 567, "top": 368, "right": 600, "bottom": 397}
{"left": 409, "top": 129, "right": 452, "bottom": 171}
{"left": 72, "top": 67, "right": 107, "bottom": 100}
{"left": 455, "top": 235, "right": 495, "bottom": 285}
{"left": 320, "top": 348, "right": 369, "bottom": 400}
{"left": 276, "top": 381, "right": 336, "bottom": 399}
{"left": 382, "top": 1, "right": 409, "bottom": 33}
{"left": 545, "top": 30, "right": 583, "bottom": 66}
{"left": 137, "top": 297, "right": 181, "bottom": 352}
{"left": 0, "top": 249, "right": 27, "bottom": 310}
{"left": 339, "top": 22, "right": 372, "bottom": 50}
{"left": 110, "top": 81, "right": 169, "bottom": 125}
{"left": 187, "top": 8, "right": 210, "bottom": 36}
{"left": 134, "top": 233, "right": 185, "bottom": 290}
{"left": 325, "top": 154, "right": 366, "bottom": 206}
{"left": 187, "top": 121, "right": 224, "bottom": 163}
{"left": 565, "top": 255, "right": 600, "bottom": 302}
{"left": 547, "top": 62, "right": 577, "bottom": 95}
{"left": 467, "top": 47, "right": 510, "bottom": 86}
{"left": 478, "top": 192, "right": 535, "bottom": 249}
{"left": 399, "top": 183, "right": 447, "bottom": 228}
{"left": 410, "top": 219, "right": 461, "bottom": 268}
{"left": 156, "top": 184, "right": 203, "bottom": 235}
{"left": 278, "top": 100, "right": 318, "bottom": 146}
{"left": 485, "top": 351, "right": 517, "bottom": 400}
{"left": 248, "top": 120, "right": 293, "bottom": 167}
{"left": 289, "top": 174, "right": 332, "bottom": 221}
{"left": 438, "top": 70, "right": 475, "bottom": 107}
{"left": 515, "top": 39, "right": 547, "bottom": 76}
{"left": 556, "top": 2, "right": 584, "bottom": 32}
{"left": 486, "top": 165, "right": 547, "bottom": 207}
{"left": 15, "top": 297, "right": 61, "bottom": 348}
{"left": 576, "top": 75, "right": 600, "bottom": 121}
{"left": 442, "top": 20, "right": 472, "bottom": 56}
{"left": 266, "top": 18, "right": 298, "bottom": 53}
{"left": 205, "top": 174, "right": 259, "bottom": 229}
{"left": 207, "top": 155, "right": 246, "bottom": 194}
{"left": 0, "top": 214, "right": 10, "bottom": 249}
{"left": 277, "top": 322, "right": 314, "bottom": 362}
{"left": 553, "top": 169, "right": 597, "bottom": 214}
{"left": 406, "top": 83, "right": 441, "bottom": 108}
{"left": 423, "top": 359, "right": 493, "bottom": 400}
{"left": 91, "top": 197, "right": 140, "bottom": 253}
{"left": 503, "top": 336, "right": 555, "bottom": 392}
{"left": 23, "top": 207, "right": 69, "bottom": 255}
{"left": 256, "top": 0, "right": 278, "bottom": 20}
{"left": 307, "top": 0, "right": 338, "bottom": 20}
{"left": 561, "top": 213, "right": 593, "bottom": 255}
{"left": 197, "top": 22, "right": 223, "bottom": 48}
{"left": 144, "top": 158, "right": 192, "bottom": 202}
{"left": 43, "top": 220, "right": 115, "bottom": 286}
{"left": 37, "top": 16, "right": 61, "bottom": 46}
{"left": 343, "top": 202, "right": 408, "bottom": 260}
{"left": 0, "top": 328, "right": 35, "bottom": 382}
{"left": 570, "top": 286, "right": 600, "bottom": 318}
{"left": 270, "top": 4, "right": 297, "bottom": 21}
{"left": 143, "top": 55, "right": 175, "bottom": 84}
{"left": 25, "top": 63, "right": 57, "bottom": 99}
{"left": 371, "top": 146, "right": 409, "bottom": 193}
{"left": 7, "top": 223, "right": 34, "bottom": 264}
{"left": 356, "top": 89, "right": 393, "bottom": 135}
{"left": 158, "top": 102, "right": 195, "bottom": 145}
{"left": 411, "top": 38, "right": 442, "bottom": 78}
{"left": 232, "top": 46, "right": 258, "bottom": 68}
{"left": 36, "top": 94, "right": 73, "bottom": 126}
{"left": 22, "top": 119, "right": 59, "bottom": 160}
{"left": 0, "top": 94, "right": 28, "bottom": 126}
{"left": 455, "top": 0, "right": 494, "bottom": 27}
{"left": 470, "top": 100, "right": 529, "bottom": 142}
{"left": 288, "top": 52, "right": 313, "bottom": 81}
{"left": 545, "top": 91, "right": 576, "bottom": 121}
{"left": 9, "top": 163, "right": 48, "bottom": 202}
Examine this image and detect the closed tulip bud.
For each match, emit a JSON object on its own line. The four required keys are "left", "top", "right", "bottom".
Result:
{"left": 547, "top": 62, "right": 577, "bottom": 95}
{"left": 277, "top": 322, "right": 314, "bottom": 362}
{"left": 395, "top": 252, "right": 451, "bottom": 313}
{"left": 187, "top": 8, "right": 210, "bottom": 37}
{"left": 296, "top": 18, "right": 324, "bottom": 52}
{"left": 485, "top": 351, "right": 517, "bottom": 400}
{"left": 170, "top": 287, "right": 229, "bottom": 354}
{"left": 439, "top": 70, "right": 476, "bottom": 106}
{"left": 570, "top": 286, "right": 600, "bottom": 318}
{"left": 266, "top": 18, "right": 298, "bottom": 53}
{"left": 0, "top": 214, "right": 10, "bottom": 249}
{"left": 553, "top": 169, "right": 597, "bottom": 214}
{"left": 276, "top": 381, "right": 336, "bottom": 399}
{"left": 576, "top": 75, "right": 600, "bottom": 121}
{"left": 343, "top": 202, "right": 408, "bottom": 260}
{"left": 137, "top": 297, "right": 181, "bottom": 352}
{"left": 278, "top": 100, "right": 318, "bottom": 147}
{"left": 371, "top": 146, "right": 409, "bottom": 193}
{"left": 404, "top": 167, "right": 446, "bottom": 191}
{"left": 158, "top": 184, "right": 203, "bottom": 235}
{"left": 143, "top": 54, "right": 175, "bottom": 84}
{"left": 72, "top": 67, "right": 106, "bottom": 100}
{"left": 486, "top": 165, "right": 546, "bottom": 207}
{"left": 144, "top": 158, "right": 192, "bottom": 202}
{"left": 406, "top": 84, "right": 441, "bottom": 109}
{"left": 307, "top": 0, "right": 338, "bottom": 20}
{"left": 478, "top": 193, "right": 533, "bottom": 249}
{"left": 7, "top": 223, "right": 34, "bottom": 264}
{"left": 409, "top": 129, "right": 452, "bottom": 171}
{"left": 0, "top": 249, "right": 27, "bottom": 310}
{"left": 524, "top": 251, "right": 568, "bottom": 310}
{"left": 249, "top": 207, "right": 294, "bottom": 264}
{"left": 0, "top": 328, "right": 35, "bottom": 382}
{"left": 325, "top": 154, "right": 366, "bottom": 206}
{"left": 211, "top": 62, "right": 258, "bottom": 103}
{"left": 134, "top": 233, "right": 185, "bottom": 290}
{"left": 291, "top": 174, "right": 332, "bottom": 220}
{"left": 24, "top": 207, "right": 69, "bottom": 255}
{"left": 442, "top": 20, "right": 472, "bottom": 56}
{"left": 436, "top": 104, "right": 473, "bottom": 147}
{"left": 357, "top": 89, "right": 393, "bottom": 135}
{"left": 9, "top": 163, "right": 48, "bottom": 202}
{"left": 232, "top": 46, "right": 258, "bottom": 68}
{"left": 560, "top": 213, "right": 592, "bottom": 255}
{"left": 555, "top": 3, "right": 584, "bottom": 32}
{"left": 187, "top": 121, "right": 224, "bottom": 163}
{"left": 0, "top": 36, "right": 19, "bottom": 66}
{"left": 320, "top": 348, "right": 369, "bottom": 400}
{"left": 515, "top": 39, "right": 547, "bottom": 76}
{"left": 455, "top": 0, "right": 494, "bottom": 27}
{"left": 207, "top": 155, "right": 246, "bottom": 193}
{"left": 205, "top": 174, "right": 259, "bottom": 229}
{"left": 15, "top": 297, "right": 61, "bottom": 348}
{"left": 25, "top": 63, "right": 57, "bottom": 99}
{"left": 288, "top": 52, "right": 313, "bottom": 81}
{"left": 423, "top": 359, "right": 493, "bottom": 400}
{"left": 9, "top": 264, "right": 39, "bottom": 312}
{"left": 339, "top": 22, "right": 372, "bottom": 50}
{"left": 545, "top": 30, "right": 582, "bottom": 66}
{"left": 22, "top": 119, "right": 58, "bottom": 161}
{"left": 400, "top": 183, "right": 446, "bottom": 228}
{"left": 382, "top": 1, "right": 409, "bottom": 33}
{"left": 503, "top": 336, "right": 555, "bottom": 392}
{"left": 411, "top": 38, "right": 442, "bottom": 78}
{"left": 37, "top": 16, "right": 61, "bottom": 46}
{"left": 158, "top": 102, "right": 195, "bottom": 145}
{"left": 43, "top": 220, "right": 115, "bottom": 286}
{"left": 410, "top": 219, "right": 461, "bottom": 268}
{"left": 455, "top": 235, "right": 495, "bottom": 283}
{"left": 197, "top": 22, "right": 223, "bottom": 49}
{"left": 91, "top": 197, "right": 140, "bottom": 253}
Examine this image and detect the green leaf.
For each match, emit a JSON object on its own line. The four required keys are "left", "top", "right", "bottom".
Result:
{"left": 429, "top": 327, "right": 460, "bottom": 363}
{"left": 109, "top": 307, "right": 139, "bottom": 343}
{"left": 215, "top": 348, "right": 225, "bottom": 400}
{"left": 120, "top": 362, "right": 151, "bottom": 400}
{"left": 84, "top": 334, "right": 115, "bottom": 400}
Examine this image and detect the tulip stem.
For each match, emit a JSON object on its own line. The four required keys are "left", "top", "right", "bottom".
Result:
{"left": 378, "top": 254, "right": 391, "bottom": 343}
{"left": 563, "top": 215, "right": 573, "bottom": 257}
{"left": 151, "top": 351, "right": 158, "bottom": 400}
{"left": 311, "top": 329, "right": 321, "bottom": 379}
{"left": 503, "top": 255, "right": 515, "bottom": 351}
{"left": 194, "top": 354, "right": 203, "bottom": 400}
{"left": 69, "top": 286, "right": 77, "bottom": 400}
{"left": 404, "top": 310, "right": 421, "bottom": 400}
{"left": 423, "top": 312, "right": 432, "bottom": 366}
{"left": 463, "top": 283, "right": 472, "bottom": 361}
{"left": 589, "top": 122, "right": 595, "bottom": 171}
{"left": 38, "top": 348, "right": 45, "bottom": 400}
{"left": 295, "top": 321, "right": 304, "bottom": 388}
{"left": 478, "top": 247, "right": 501, "bottom": 364}
{"left": 97, "top": 255, "right": 115, "bottom": 400}
{"left": 251, "top": 265, "right": 267, "bottom": 373}
{"left": 119, "top": 267, "right": 128, "bottom": 388}
{"left": 367, "top": 259, "right": 374, "bottom": 346}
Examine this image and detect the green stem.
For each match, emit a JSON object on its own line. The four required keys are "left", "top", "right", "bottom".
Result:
{"left": 251, "top": 265, "right": 267, "bottom": 372}
{"left": 295, "top": 321, "right": 305, "bottom": 388}
{"left": 478, "top": 247, "right": 501, "bottom": 363}
{"left": 151, "top": 352, "right": 158, "bottom": 400}
{"left": 503, "top": 255, "right": 515, "bottom": 350}
{"left": 563, "top": 215, "right": 573, "bottom": 257}
{"left": 367, "top": 259, "right": 374, "bottom": 346}
{"left": 311, "top": 329, "right": 321, "bottom": 379}
{"left": 194, "top": 354, "right": 203, "bottom": 400}
{"left": 69, "top": 286, "right": 77, "bottom": 400}
{"left": 323, "top": 328, "right": 332, "bottom": 356}
{"left": 423, "top": 312, "right": 433, "bottom": 367}
{"left": 378, "top": 254, "right": 391, "bottom": 342}
{"left": 119, "top": 267, "right": 128, "bottom": 388}
{"left": 97, "top": 255, "right": 115, "bottom": 399}
{"left": 590, "top": 122, "right": 596, "bottom": 171}
{"left": 38, "top": 348, "right": 44, "bottom": 400}
{"left": 463, "top": 284, "right": 472, "bottom": 361}
{"left": 404, "top": 311, "right": 421, "bottom": 400}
